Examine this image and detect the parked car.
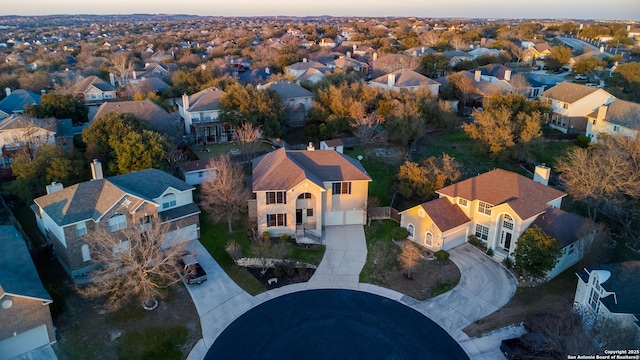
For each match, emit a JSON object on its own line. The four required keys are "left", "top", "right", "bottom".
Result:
{"left": 500, "top": 333, "right": 561, "bottom": 359}
{"left": 575, "top": 74, "right": 588, "bottom": 80}
{"left": 178, "top": 254, "right": 208, "bottom": 285}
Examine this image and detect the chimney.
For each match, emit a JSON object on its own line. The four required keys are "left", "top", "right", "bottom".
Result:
{"left": 182, "top": 93, "right": 190, "bottom": 111}
{"left": 46, "top": 182, "right": 63, "bottom": 194}
{"left": 421, "top": 46, "right": 425, "bottom": 54}
{"left": 387, "top": 73, "right": 395, "bottom": 87}
{"left": 4, "top": 87, "right": 10, "bottom": 97}
{"left": 533, "top": 164, "right": 551, "bottom": 186}
{"left": 504, "top": 69, "right": 511, "bottom": 81}
{"left": 200, "top": 64, "right": 206, "bottom": 71}
{"left": 599, "top": 46, "right": 604, "bottom": 53}
{"left": 109, "top": 73, "right": 115, "bottom": 87}
{"left": 412, "top": 50, "right": 418, "bottom": 57}
{"left": 90, "top": 159, "right": 104, "bottom": 180}
{"left": 353, "top": 44, "right": 357, "bottom": 51}
{"left": 346, "top": 51, "right": 351, "bottom": 58}
{"left": 627, "top": 25, "right": 631, "bottom": 32}
{"left": 307, "top": 142, "right": 315, "bottom": 151}
{"left": 373, "top": 52, "right": 378, "bottom": 61}
{"left": 596, "top": 105, "right": 608, "bottom": 120}
{"left": 303, "top": 58, "right": 307, "bottom": 63}
{"left": 132, "top": 71, "right": 137, "bottom": 80}
{"left": 265, "top": 66, "right": 270, "bottom": 75}
{"left": 474, "top": 70, "right": 481, "bottom": 82}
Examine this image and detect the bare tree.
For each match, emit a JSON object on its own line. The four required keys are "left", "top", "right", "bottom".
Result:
{"left": 78, "top": 220, "right": 190, "bottom": 311}
{"left": 111, "top": 53, "right": 136, "bottom": 87}
{"left": 449, "top": 35, "right": 466, "bottom": 51}
{"left": 200, "top": 155, "right": 249, "bottom": 232}
{"left": 447, "top": 72, "right": 477, "bottom": 107}
{"left": 576, "top": 220, "right": 614, "bottom": 267}
{"left": 420, "top": 31, "right": 440, "bottom": 47}
{"left": 235, "top": 122, "right": 261, "bottom": 160}
{"left": 398, "top": 241, "right": 422, "bottom": 280}
{"left": 350, "top": 113, "right": 384, "bottom": 158}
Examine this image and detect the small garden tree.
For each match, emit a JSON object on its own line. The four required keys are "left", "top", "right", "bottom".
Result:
{"left": 513, "top": 225, "right": 562, "bottom": 279}
{"left": 398, "top": 242, "right": 422, "bottom": 280}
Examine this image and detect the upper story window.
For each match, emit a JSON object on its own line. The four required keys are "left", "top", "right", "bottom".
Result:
{"left": 458, "top": 198, "right": 468, "bottom": 207}
{"left": 162, "top": 193, "right": 177, "bottom": 209}
{"left": 332, "top": 182, "right": 351, "bottom": 195}
{"left": 298, "top": 193, "right": 312, "bottom": 199}
{"left": 76, "top": 221, "right": 87, "bottom": 236}
{"left": 478, "top": 201, "right": 492, "bottom": 216}
{"left": 502, "top": 214, "right": 514, "bottom": 230}
{"left": 109, "top": 214, "right": 126, "bottom": 232}
{"left": 266, "top": 191, "right": 286, "bottom": 204}
{"left": 563, "top": 103, "right": 569, "bottom": 109}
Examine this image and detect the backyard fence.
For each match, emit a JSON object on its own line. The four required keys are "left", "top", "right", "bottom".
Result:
{"left": 368, "top": 206, "right": 400, "bottom": 223}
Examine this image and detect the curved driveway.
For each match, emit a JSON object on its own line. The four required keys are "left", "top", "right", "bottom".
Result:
{"left": 186, "top": 228, "right": 517, "bottom": 360}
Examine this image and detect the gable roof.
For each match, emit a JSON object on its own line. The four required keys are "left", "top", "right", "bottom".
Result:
{"left": 0, "top": 114, "right": 56, "bottom": 133}
{"left": 0, "top": 225, "right": 52, "bottom": 302}
{"left": 531, "top": 207, "right": 587, "bottom": 247}
{"left": 252, "top": 148, "right": 370, "bottom": 191}
{"left": 260, "top": 81, "right": 313, "bottom": 99}
{"left": 182, "top": 158, "right": 217, "bottom": 173}
{"left": 286, "top": 60, "right": 330, "bottom": 73}
{"left": 181, "top": 87, "right": 225, "bottom": 112}
{"left": 541, "top": 82, "right": 610, "bottom": 104}
{"left": 372, "top": 68, "right": 440, "bottom": 88}
{"left": 34, "top": 169, "right": 193, "bottom": 227}
{"left": 93, "top": 100, "right": 175, "bottom": 133}
{"left": 581, "top": 261, "right": 640, "bottom": 317}
{"left": 437, "top": 169, "right": 566, "bottom": 220}
{"left": 0, "top": 89, "right": 41, "bottom": 116}
{"left": 588, "top": 98, "right": 640, "bottom": 130}
{"left": 72, "top": 75, "right": 116, "bottom": 94}
{"left": 477, "top": 63, "right": 513, "bottom": 80}
{"left": 420, "top": 197, "right": 470, "bottom": 232}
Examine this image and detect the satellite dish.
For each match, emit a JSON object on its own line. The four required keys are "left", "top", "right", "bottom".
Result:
{"left": 357, "top": 155, "right": 363, "bottom": 160}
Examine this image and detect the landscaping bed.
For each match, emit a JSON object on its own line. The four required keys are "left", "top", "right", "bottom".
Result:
{"left": 246, "top": 267, "right": 316, "bottom": 290}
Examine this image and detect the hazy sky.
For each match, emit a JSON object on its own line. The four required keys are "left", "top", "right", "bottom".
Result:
{"left": 2, "top": 0, "right": 639, "bottom": 21}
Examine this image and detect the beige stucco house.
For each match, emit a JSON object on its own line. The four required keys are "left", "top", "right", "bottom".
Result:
{"left": 585, "top": 98, "right": 640, "bottom": 143}
{"left": 250, "top": 147, "right": 371, "bottom": 242}
{"left": 400, "top": 167, "right": 586, "bottom": 279}
{"left": 369, "top": 68, "right": 440, "bottom": 96}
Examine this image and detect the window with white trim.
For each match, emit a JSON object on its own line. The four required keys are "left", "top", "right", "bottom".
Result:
{"left": 108, "top": 214, "right": 126, "bottom": 232}
{"left": 76, "top": 221, "right": 87, "bottom": 236}
{"left": 266, "top": 191, "right": 287, "bottom": 204}
{"left": 502, "top": 214, "right": 514, "bottom": 230}
{"left": 332, "top": 182, "right": 351, "bottom": 195}
{"left": 407, "top": 224, "right": 415, "bottom": 238}
{"left": 425, "top": 231, "right": 433, "bottom": 246}
{"left": 458, "top": 198, "right": 468, "bottom": 207}
{"left": 267, "top": 213, "right": 287, "bottom": 227}
{"left": 589, "top": 276, "right": 601, "bottom": 312}
{"left": 475, "top": 224, "right": 489, "bottom": 241}
{"left": 162, "top": 193, "right": 177, "bottom": 209}
{"left": 298, "top": 192, "right": 311, "bottom": 199}
{"left": 478, "top": 201, "right": 492, "bottom": 216}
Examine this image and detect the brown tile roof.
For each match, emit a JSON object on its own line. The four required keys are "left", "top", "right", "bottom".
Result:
{"left": 421, "top": 198, "right": 470, "bottom": 232}
{"left": 252, "top": 148, "right": 371, "bottom": 191}
{"left": 541, "top": 82, "right": 609, "bottom": 104}
{"left": 531, "top": 207, "right": 586, "bottom": 247}
{"left": 437, "top": 169, "right": 566, "bottom": 220}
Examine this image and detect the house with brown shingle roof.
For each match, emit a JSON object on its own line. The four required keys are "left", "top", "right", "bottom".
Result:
{"left": 71, "top": 75, "right": 117, "bottom": 104}
{"left": 400, "top": 167, "right": 586, "bottom": 279}
{"left": 586, "top": 98, "right": 640, "bottom": 143}
{"left": 369, "top": 68, "right": 440, "bottom": 96}
{"left": 251, "top": 147, "right": 371, "bottom": 243}
{"left": 540, "top": 82, "right": 615, "bottom": 134}
{"left": 94, "top": 99, "right": 177, "bottom": 136}
{"left": 177, "top": 87, "right": 233, "bottom": 144}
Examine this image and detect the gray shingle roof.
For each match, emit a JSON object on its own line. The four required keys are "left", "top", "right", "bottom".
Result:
{"left": 261, "top": 81, "right": 313, "bottom": 99}
{"left": 582, "top": 261, "right": 640, "bottom": 317}
{"left": 72, "top": 75, "right": 116, "bottom": 93}
{"left": 94, "top": 100, "right": 176, "bottom": 133}
{"left": 109, "top": 168, "right": 194, "bottom": 199}
{"left": 252, "top": 148, "right": 370, "bottom": 192}
{"left": 181, "top": 87, "right": 225, "bottom": 112}
{"left": 587, "top": 99, "right": 640, "bottom": 130}
{"left": 531, "top": 207, "right": 586, "bottom": 247}
{"left": 0, "top": 89, "right": 41, "bottom": 116}
{"left": 541, "top": 82, "right": 608, "bottom": 104}
{"left": 0, "top": 114, "right": 56, "bottom": 132}
{"left": 372, "top": 68, "right": 440, "bottom": 88}
{"left": 0, "top": 225, "right": 51, "bottom": 301}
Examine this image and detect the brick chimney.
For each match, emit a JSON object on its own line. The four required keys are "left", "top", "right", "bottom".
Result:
{"left": 90, "top": 159, "right": 104, "bottom": 180}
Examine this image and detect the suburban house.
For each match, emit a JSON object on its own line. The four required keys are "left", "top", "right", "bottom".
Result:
{"left": 539, "top": 82, "right": 615, "bottom": 134}
{"left": 71, "top": 75, "right": 117, "bottom": 104}
{"left": 585, "top": 98, "right": 640, "bottom": 143}
{"left": 285, "top": 59, "right": 331, "bottom": 84}
{"left": 442, "top": 50, "right": 474, "bottom": 67}
{"left": 32, "top": 162, "right": 200, "bottom": 278}
{"left": 325, "top": 56, "right": 369, "bottom": 76}
{"left": 177, "top": 87, "right": 234, "bottom": 144}
{"left": 181, "top": 158, "right": 216, "bottom": 186}
{"left": 399, "top": 167, "right": 586, "bottom": 279}
{"left": 93, "top": 99, "right": 178, "bottom": 136}
{"left": 320, "top": 139, "right": 344, "bottom": 153}
{"left": 250, "top": 147, "right": 371, "bottom": 243}
{"left": 369, "top": 69, "right": 440, "bottom": 96}
{"left": 0, "top": 88, "right": 41, "bottom": 119}
{"left": 0, "top": 225, "right": 56, "bottom": 360}
{"left": 574, "top": 261, "right": 640, "bottom": 339}
{"left": 0, "top": 114, "right": 57, "bottom": 173}
{"left": 474, "top": 64, "right": 545, "bottom": 98}
{"left": 258, "top": 81, "right": 313, "bottom": 127}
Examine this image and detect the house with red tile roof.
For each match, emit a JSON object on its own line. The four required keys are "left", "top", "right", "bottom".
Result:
{"left": 250, "top": 147, "right": 371, "bottom": 243}
{"left": 400, "top": 167, "right": 586, "bottom": 279}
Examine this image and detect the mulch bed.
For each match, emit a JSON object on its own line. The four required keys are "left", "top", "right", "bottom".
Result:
{"left": 246, "top": 267, "right": 316, "bottom": 290}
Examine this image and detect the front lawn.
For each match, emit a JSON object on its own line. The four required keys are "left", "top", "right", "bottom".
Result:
{"left": 360, "top": 220, "right": 460, "bottom": 301}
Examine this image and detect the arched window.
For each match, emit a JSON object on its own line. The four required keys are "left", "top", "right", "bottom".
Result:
{"left": 425, "top": 232, "right": 433, "bottom": 246}
{"left": 407, "top": 224, "right": 415, "bottom": 239}
{"left": 162, "top": 193, "right": 177, "bottom": 209}
{"left": 109, "top": 214, "right": 126, "bottom": 232}
{"left": 298, "top": 193, "right": 312, "bottom": 199}
{"left": 502, "top": 214, "right": 514, "bottom": 230}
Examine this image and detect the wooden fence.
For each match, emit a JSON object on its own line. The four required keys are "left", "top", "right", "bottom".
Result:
{"left": 368, "top": 206, "right": 400, "bottom": 223}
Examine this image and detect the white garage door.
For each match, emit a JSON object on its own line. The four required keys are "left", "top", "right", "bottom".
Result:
{"left": 344, "top": 210, "right": 365, "bottom": 225}
{"left": 324, "top": 211, "right": 343, "bottom": 226}
{"left": 0, "top": 325, "right": 49, "bottom": 360}
{"left": 442, "top": 228, "right": 468, "bottom": 251}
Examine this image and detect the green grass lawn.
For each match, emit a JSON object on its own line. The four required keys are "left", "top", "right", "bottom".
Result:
{"left": 345, "top": 147, "right": 399, "bottom": 206}
{"left": 194, "top": 141, "right": 273, "bottom": 159}
{"left": 360, "top": 220, "right": 401, "bottom": 283}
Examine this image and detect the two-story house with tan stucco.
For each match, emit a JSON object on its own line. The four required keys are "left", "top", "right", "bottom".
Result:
{"left": 369, "top": 68, "right": 440, "bottom": 97}
{"left": 400, "top": 167, "right": 587, "bottom": 279}
{"left": 250, "top": 147, "right": 371, "bottom": 243}
{"left": 585, "top": 98, "right": 640, "bottom": 143}
{"left": 539, "top": 82, "right": 615, "bottom": 134}
{"left": 32, "top": 161, "right": 200, "bottom": 278}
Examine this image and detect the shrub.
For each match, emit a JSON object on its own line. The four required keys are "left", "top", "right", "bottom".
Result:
{"left": 261, "top": 231, "right": 271, "bottom": 241}
{"left": 225, "top": 240, "right": 242, "bottom": 261}
{"left": 435, "top": 250, "right": 449, "bottom": 261}
{"left": 486, "top": 248, "right": 494, "bottom": 256}
{"left": 576, "top": 134, "right": 591, "bottom": 148}
{"left": 391, "top": 227, "right": 409, "bottom": 241}
{"left": 273, "top": 264, "right": 284, "bottom": 277}
{"left": 281, "top": 234, "right": 290, "bottom": 242}
{"left": 503, "top": 257, "right": 514, "bottom": 269}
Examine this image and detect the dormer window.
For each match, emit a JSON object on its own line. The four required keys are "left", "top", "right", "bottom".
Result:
{"left": 162, "top": 193, "right": 177, "bottom": 209}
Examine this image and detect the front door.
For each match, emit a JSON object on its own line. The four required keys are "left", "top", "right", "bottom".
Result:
{"left": 296, "top": 209, "right": 302, "bottom": 225}
{"left": 503, "top": 232, "right": 512, "bottom": 251}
